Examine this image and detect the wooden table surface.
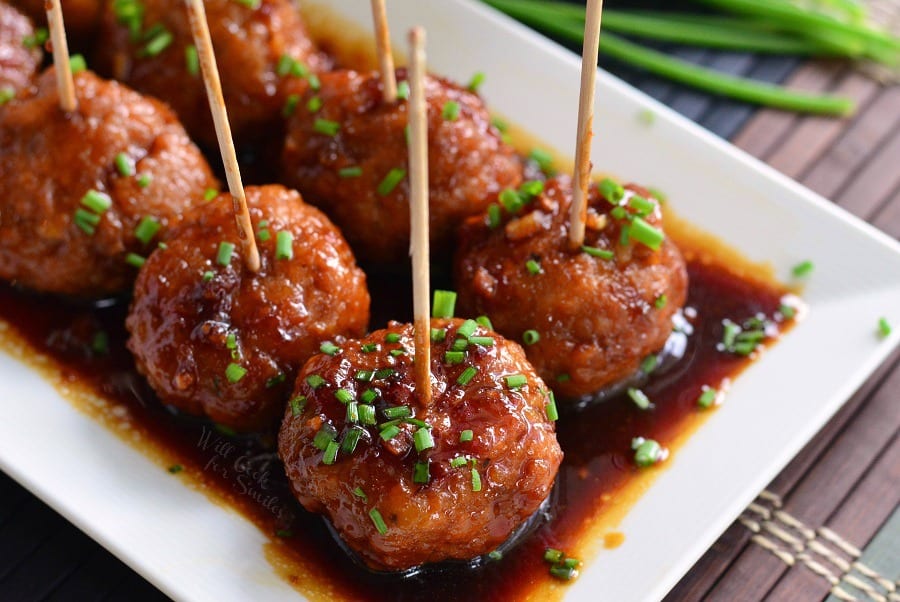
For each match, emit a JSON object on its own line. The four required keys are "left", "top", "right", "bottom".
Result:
{"left": 1, "top": 3, "right": 898, "bottom": 601}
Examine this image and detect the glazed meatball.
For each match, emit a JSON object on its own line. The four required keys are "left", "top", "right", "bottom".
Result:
{"left": 95, "top": 0, "right": 330, "bottom": 148}
{"left": 10, "top": 0, "right": 99, "bottom": 46}
{"left": 127, "top": 185, "right": 370, "bottom": 432}
{"left": 278, "top": 318, "right": 562, "bottom": 570}
{"left": 1, "top": 1, "right": 41, "bottom": 95}
{"left": 455, "top": 177, "right": 688, "bottom": 400}
{"left": 0, "top": 68, "right": 217, "bottom": 297}
{"left": 281, "top": 69, "right": 524, "bottom": 263}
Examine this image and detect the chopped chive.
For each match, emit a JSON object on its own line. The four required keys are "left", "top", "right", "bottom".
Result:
{"left": 275, "top": 529, "right": 293, "bottom": 538}
{"left": 225, "top": 363, "right": 247, "bottom": 383}
{"left": 341, "top": 427, "right": 363, "bottom": 454}
{"left": 134, "top": 216, "right": 161, "bottom": 244}
{"left": 225, "top": 333, "right": 237, "bottom": 350}
{"left": 457, "top": 319, "right": 478, "bottom": 339}
{"left": 74, "top": 209, "right": 100, "bottom": 234}
{"left": 322, "top": 440, "right": 339, "bottom": 465}
{"left": 878, "top": 317, "right": 892, "bottom": 338}
{"left": 471, "top": 467, "right": 482, "bottom": 492}
{"left": 431, "top": 328, "right": 447, "bottom": 342}
{"left": 385, "top": 333, "right": 401, "bottom": 344}
{"left": 185, "top": 44, "right": 199, "bottom": 76}
{"left": 353, "top": 487, "right": 367, "bottom": 502}
{"left": 582, "top": 245, "right": 614, "bottom": 260}
{"left": 168, "top": 464, "right": 183, "bottom": 474}
{"left": 383, "top": 406, "right": 411, "bottom": 419}
{"left": 550, "top": 565, "right": 578, "bottom": 581}
{"left": 233, "top": 0, "right": 261, "bottom": 8}
{"left": 499, "top": 188, "right": 524, "bottom": 213}
{"left": 355, "top": 370, "right": 374, "bottom": 382}
{"left": 697, "top": 387, "right": 717, "bottom": 409}
{"left": 81, "top": 190, "right": 112, "bottom": 213}
{"left": 217, "top": 241, "right": 235, "bottom": 266}
{"left": 599, "top": 177, "right": 625, "bottom": 203}
{"left": 629, "top": 195, "right": 655, "bottom": 216}
{"left": 22, "top": 28, "right": 48, "bottom": 49}
{"left": 469, "top": 336, "right": 495, "bottom": 347}
{"left": 475, "top": 315, "right": 493, "bottom": 330}
{"left": 467, "top": 71, "right": 486, "bottom": 92}
{"left": 358, "top": 404, "right": 376, "bottom": 425}
{"left": 335, "top": 389, "right": 354, "bottom": 404}
{"left": 633, "top": 438, "right": 664, "bottom": 467}
{"left": 136, "top": 173, "right": 152, "bottom": 188}
{"left": 487, "top": 203, "right": 502, "bottom": 229}
{"left": 432, "top": 290, "right": 457, "bottom": 318}
{"left": 361, "top": 342, "right": 380, "bottom": 353}
{"left": 91, "top": 331, "right": 109, "bottom": 355}
{"left": 379, "top": 424, "right": 400, "bottom": 441}
{"left": 396, "top": 81, "right": 410, "bottom": 100}
{"left": 413, "top": 460, "right": 430, "bottom": 484}
{"left": 338, "top": 166, "right": 363, "bottom": 178}
{"left": 544, "top": 548, "right": 564, "bottom": 564}
{"left": 522, "top": 330, "right": 540, "bottom": 346}
{"left": 266, "top": 372, "right": 286, "bottom": 388}
{"left": 142, "top": 29, "right": 173, "bottom": 57}
{"left": 375, "top": 368, "right": 395, "bottom": 379}
{"left": 282, "top": 93, "right": 299, "bottom": 117}
{"left": 528, "top": 148, "right": 553, "bottom": 173}
{"left": 313, "top": 424, "right": 337, "bottom": 450}
{"left": 276, "top": 54, "right": 294, "bottom": 76}
{"left": 779, "top": 304, "right": 796, "bottom": 319}
{"left": 0, "top": 87, "right": 14, "bottom": 105}
{"left": 114, "top": 153, "right": 134, "bottom": 177}
{"left": 721, "top": 319, "right": 741, "bottom": 349}
{"left": 276, "top": 230, "right": 293, "bottom": 260}
{"left": 306, "top": 374, "right": 326, "bottom": 389}
{"left": 202, "top": 270, "right": 214, "bottom": 282}
{"left": 792, "top": 260, "right": 814, "bottom": 278}
{"left": 203, "top": 188, "right": 218, "bottom": 201}
{"left": 630, "top": 217, "right": 665, "bottom": 250}
{"left": 307, "top": 73, "right": 321, "bottom": 90}
{"left": 313, "top": 118, "right": 340, "bottom": 136}
{"left": 640, "top": 355, "right": 658, "bottom": 374}
{"left": 505, "top": 374, "right": 527, "bottom": 390}
{"left": 360, "top": 389, "right": 378, "bottom": 404}
{"left": 654, "top": 294, "right": 668, "bottom": 309}
{"left": 306, "top": 96, "right": 322, "bottom": 113}
{"left": 519, "top": 180, "right": 544, "bottom": 197}
{"left": 457, "top": 365, "right": 478, "bottom": 386}
{"left": 369, "top": 508, "right": 388, "bottom": 535}
{"left": 319, "top": 341, "right": 340, "bottom": 356}
{"left": 556, "top": 373, "right": 571, "bottom": 383}
{"left": 611, "top": 206, "right": 628, "bottom": 220}
{"left": 545, "top": 392, "right": 559, "bottom": 421}
{"left": 450, "top": 456, "right": 468, "bottom": 468}
{"left": 70, "top": 54, "right": 87, "bottom": 74}
{"left": 444, "top": 351, "right": 465, "bottom": 364}
{"left": 491, "top": 116, "right": 508, "bottom": 132}
{"left": 628, "top": 388, "right": 652, "bottom": 410}
{"left": 413, "top": 427, "right": 434, "bottom": 452}
{"left": 125, "top": 253, "right": 146, "bottom": 268}
{"left": 345, "top": 401, "right": 359, "bottom": 423}
{"left": 526, "top": 259, "right": 542, "bottom": 275}
{"left": 442, "top": 100, "right": 461, "bottom": 121}
{"left": 289, "top": 396, "right": 306, "bottom": 415}
{"left": 459, "top": 429, "right": 474, "bottom": 443}
{"left": 376, "top": 168, "right": 406, "bottom": 196}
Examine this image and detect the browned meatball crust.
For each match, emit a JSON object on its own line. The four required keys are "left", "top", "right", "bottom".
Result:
{"left": 95, "top": 0, "right": 330, "bottom": 148}
{"left": 127, "top": 185, "right": 370, "bottom": 432}
{"left": 10, "top": 0, "right": 99, "bottom": 46}
{"left": 278, "top": 318, "right": 562, "bottom": 570}
{"left": 0, "top": 1, "right": 41, "bottom": 95}
{"left": 281, "top": 69, "right": 524, "bottom": 263}
{"left": 0, "top": 68, "right": 217, "bottom": 297}
{"left": 455, "top": 177, "right": 688, "bottom": 400}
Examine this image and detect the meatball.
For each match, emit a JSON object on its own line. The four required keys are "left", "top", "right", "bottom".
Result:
{"left": 281, "top": 69, "right": 524, "bottom": 263}
{"left": 278, "top": 318, "right": 562, "bottom": 570}
{"left": 127, "top": 184, "right": 370, "bottom": 432}
{"left": 1, "top": 1, "right": 41, "bottom": 95}
{"left": 95, "top": 0, "right": 330, "bottom": 148}
{"left": 454, "top": 176, "right": 688, "bottom": 400}
{"left": 0, "top": 68, "right": 217, "bottom": 297}
{"left": 9, "top": 0, "right": 100, "bottom": 46}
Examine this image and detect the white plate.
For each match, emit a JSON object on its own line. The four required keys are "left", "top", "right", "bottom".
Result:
{"left": 2, "top": 1, "right": 899, "bottom": 601}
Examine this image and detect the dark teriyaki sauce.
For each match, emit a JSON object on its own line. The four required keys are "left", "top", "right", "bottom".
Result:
{"left": 0, "top": 255, "right": 790, "bottom": 601}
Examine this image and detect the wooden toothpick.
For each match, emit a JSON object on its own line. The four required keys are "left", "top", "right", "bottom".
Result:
{"left": 568, "top": 0, "right": 604, "bottom": 250}
{"left": 371, "top": 0, "right": 397, "bottom": 102}
{"left": 407, "top": 26, "right": 431, "bottom": 407}
{"left": 185, "top": 0, "right": 260, "bottom": 273}
{"left": 46, "top": 0, "right": 77, "bottom": 112}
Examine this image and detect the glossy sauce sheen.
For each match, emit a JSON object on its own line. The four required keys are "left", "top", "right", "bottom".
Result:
{"left": 0, "top": 254, "right": 788, "bottom": 601}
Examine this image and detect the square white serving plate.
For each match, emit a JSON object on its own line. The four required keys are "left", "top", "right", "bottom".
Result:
{"left": 1, "top": 1, "right": 899, "bottom": 601}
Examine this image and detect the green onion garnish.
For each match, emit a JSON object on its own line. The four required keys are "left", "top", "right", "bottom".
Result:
{"left": 361, "top": 342, "right": 380, "bottom": 353}
{"left": 360, "top": 389, "right": 378, "bottom": 404}
{"left": 550, "top": 565, "right": 578, "bottom": 581}
{"left": 487, "top": 203, "right": 502, "bottom": 229}
{"left": 290, "top": 396, "right": 306, "bottom": 416}
{"left": 125, "top": 253, "right": 146, "bottom": 268}
{"left": 556, "top": 373, "right": 571, "bottom": 383}
{"left": 216, "top": 241, "right": 235, "bottom": 266}
{"left": 431, "top": 328, "right": 447, "bottom": 342}
{"left": 654, "top": 294, "right": 668, "bottom": 309}
{"left": 383, "top": 406, "right": 411, "bottom": 420}
{"left": 432, "top": 290, "right": 457, "bottom": 318}
{"left": 528, "top": 148, "right": 553, "bottom": 173}
{"left": 385, "top": 333, "right": 401, "bottom": 344}
{"left": 70, "top": 54, "right": 87, "bottom": 74}
{"left": 526, "top": 259, "right": 542, "bottom": 275}
{"left": 358, "top": 404, "right": 376, "bottom": 425}
{"left": 282, "top": 94, "right": 299, "bottom": 117}
{"left": 225, "top": 363, "right": 247, "bottom": 383}
{"left": 185, "top": 45, "right": 199, "bottom": 76}
{"left": 91, "top": 331, "right": 109, "bottom": 355}
{"left": 203, "top": 188, "right": 218, "bottom": 201}
{"left": 544, "top": 548, "right": 564, "bottom": 564}
{"left": 202, "top": 271, "right": 214, "bottom": 282}
{"left": 134, "top": 216, "right": 161, "bottom": 245}
{"left": 628, "top": 388, "right": 652, "bottom": 410}
{"left": 335, "top": 389, "right": 354, "bottom": 404}
{"left": 313, "top": 424, "right": 337, "bottom": 450}
{"left": 459, "top": 430, "right": 474, "bottom": 443}
{"left": 414, "top": 427, "right": 434, "bottom": 452}
{"left": 451, "top": 336, "right": 469, "bottom": 351}
{"left": 633, "top": 438, "right": 664, "bottom": 467}
{"left": 598, "top": 178, "right": 625, "bottom": 203}
{"left": 375, "top": 368, "right": 395, "bottom": 379}
{"left": 81, "top": 190, "right": 112, "bottom": 213}
{"left": 142, "top": 29, "right": 173, "bottom": 57}
{"left": 413, "top": 461, "right": 430, "bottom": 484}
{"left": 697, "top": 387, "right": 717, "bottom": 408}
{"left": 499, "top": 188, "right": 524, "bottom": 213}
{"left": 355, "top": 370, "right": 374, "bottom": 382}
{"left": 266, "top": 373, "right": 286, "bottom": 388}
{"left": 471, "top": 467, "right": 482, "bottom": 491}
{"left": 505, "top": 374, "right": 527, "bottom": 389}
{"left": 168, "top": 464, "right": 183, "bottom": 474}
{"left": 376, "top": 168, "right": 406, "bottom": 196}
{"left": 276, "top": 231, "right": 293, "bottom": 260}
{"left": 226, "top": 333, "right": 237, "bottom": 350}
{"left": 306, "top": 96, "right": 322, "bottom": 113}
{"left": 629, "top": 194, "right": 655, "bottom": 216}
{"left": 306, "top": 374, "right": 326, "bottom": 389}
{"left": 136, "top": 174, "right": 152, "bottom": 188}
{"left": 457, "top": 366, "right": 478, "bottom": 386}
{"left": 353, "top": 487, "right": 367, "bottom": 502}
{"left": 396, "top": 80, "right": 410, "bottom": 100}
{"left": 475, "top": 315, "right": 493, "bottom": 330}
{"left": 630, "top": 217, "right": 665, "bottom": 250}
{"left": 878, "top": 317, "right": 892, "bottom": 338}
{"left": 519, "top": 180, "right": 544, "bottom": 197}
{"left": 346, "top": 401, "right": 359, "bottom": 423}
{"left": 779, "top": 304, "right": 795, "bottom": 319}
{"left": 469, "top": 336, "right": 495, "bottom": 347}
{"left": 338, "top": 166, "right": 362, "bottom": 178}
{"left": 313, "top": 118, "right": 340, "bottom": 136}
{"left": 450, "top": 456, "right": 468, "bottom": 468}
{"left": 611, "top": 206, "right": 628, "bottom": 220}
{"left": 74, "top": 209, "right": 100, "bottom": 235}
{"left": 545, "top": 391, "right": 559, "bottom": 421}
{"left": 442, "top": 100, "right": 461, "bottom": 121}
{"left": 306, "top": 73, "right": 321, "bottom": 91}
{"left": 322, "top": 440, "right": 339, "bottom": 465}
{"left": 640, "top": 355, "right": 658, "bottom": 374}
{"left": 0, "top": 87, "right": 14, "bottom": 105}
{"left": 114, "top": 153, "right": 134, "bottom": 177}
{"left": 22, "top": 28, "right": 48, "bottom": 49}
{"left": 444, "top": 351, "right": 465, "bottom": 364}
{"left": 582, "top": 245, "right": 614, "bottom": 260}
{"left": 467, "top": 71, "right": 486, "bottom": 92}
{"left": 379, "top": 424, "right": 400, "bottom": 441}
{"left": 319, "top": 341, "right": 340, "bottom": 356}
{"left": 369, "top": 508, "right": 388, "bottom": 535}
{"left": 522, "top": 330, "right": 540, "bottom": 345}
{"left": 792, "top": 260, "right": 814, "bottom": 277}
{"left": 457, "top": 319, "right": 478, "bottom": 339}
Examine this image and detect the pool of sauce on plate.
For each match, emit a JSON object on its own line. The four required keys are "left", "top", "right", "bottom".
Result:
{"left": 0, "top": 244, "right": 792, "bottom": 601}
